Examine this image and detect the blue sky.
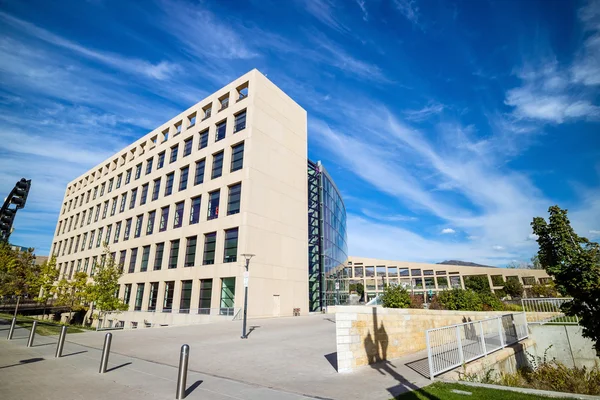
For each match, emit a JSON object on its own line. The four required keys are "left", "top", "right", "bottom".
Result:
{"left": 1, "top": 0, "right": 599, "bottom": 266}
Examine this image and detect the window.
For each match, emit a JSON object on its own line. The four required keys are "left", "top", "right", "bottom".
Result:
{"left": 219, "top": 95, "right": 229, "bottom": 111}
{"left": 157, "top": 151, "right": 165, "bottom": 169}
{"left": 135, "top": 163, "right": 142, "bottom": 180}
{"left": 86, "top": 190, "right": 91, "bottom": 203}
{"left": 377, "top": 266, "right": 386, "bottom": 277}
{"left": 123, "top": 284, "right": 132, "bottom": 307}
{"left": 140, "top": 246, "right": 150, "bottom": 272}
{"left": 114, "top": 222, "right": 121, "bottom": 243}
{"left": 102, "top": 201, "right": 109, "bottom": 219}
{"left": 96, "top": 227, "right": 103, "bottom": 247}
{"left": 365, "top": 266, "right": 375, "bottom": 277}
{"left": 163, "top": 282, "right": 174, "bottom": 312}
{"left": 198, "top": 279, "right": 213, "bottom": 313}
{"left": 207, "top": 190, "right": 220, "bottom": 220}
{"left": 522, "top": 276, "right": 536, "bottom": 285}
{"left": 234, "top": 110, "right": 246, "bottom": 133}
{"left": 134, "top": 283, "right": 144, "bottom": 311}
{"left": 450, "top": 276, "right": 462, "bottom": 288}
{"left": 105, "top": 225, "right": 112, "bottom": 244}
{"left": 194, "top": 159, "right": 205, "bottom": 185}
{"left": 180, "top": 280, "right": 192, "bottom": 313}
{"left": 159, "top": 206, "right": 169, "bottom": 232}
{"left": 168, "top": 240, "right": 180, "bottom": 269}
{"left": 220, "top": 277, "right": 235, "bottom": 313}
{"left": 231, "top": 142, "right": 244, "bottom": 172}
{"left": 110, "top": 197, "right": 117, "bottom": 216}
{"left": 223, "top": 228, "right": 238, "bottom": 263}
{"left": 411, "top": 269, "right": 422, "bottom": 276}
{"left": 152, "top": 178, "right": 161, "bottom": 201}
{"left": 226, "top": 184, "right": 242, "bottom": 216}
{"left": 80, "top": 210, "right": 86, "bottom": 227}
{"left": 185, "top": 236, "right": 197, "bottom": 267}
{"left": 183, "top": 137, "right": 193, "bottom": 157}
{"left": 147, "top": 211, "right": 156, "bottom": 235}
{"left": 108, "top": 178, "right": 114, "bottom": 193}
{"left": 491, "top": 275, "right": 504, "bottom": 286}
{"left": 203, "top": 105, "right": 212, "bottom": 120}
{"left": 140, "top": 184, "right": 149, "bottom": 205}
{"left": 146, "top": 158, "right": 153, "bottom": 175}
{"left": 154, "top": 243, "right": 164, "bottom": 270}
{"left": 173, "top": 202, "right": 184, "bottom": 228}
{"left": 388, "top": 267, "right": 398, "bottom": 277}
{"left": 128, "top": 248, "right": 138, "bottom": 273}
{"left": 125, "top": 168, "right": 132, "bottom": 184}
{"left": 237, "top": 83, "right": 248, "bottom": 100}
{"left": 100, "top": 183, "right": 105, "bottom": 196}
{"left": 124, "top": 218, "right": 132, "bottom": 240}
{"left": 88, "top": 231, "right": 95, "bottom": 249}
{"left": 134, "top": 214, "right": 143, "bottom": 238}
{"left": 211, "top": 151, "right": 224, "bottom": 179}
{"left": 215, "top": 121, "right": 226, "bottom": 142}
{"left": 198, "top": 129, "right": 209, "bottom": 149}
{"left": 116, "top": 174, "right": 122, "bottom": 189}
{"left": 175, "top": 122, "right": 182, "bottom": 135}
{"left": 74, "top": 236, "right": 80, "bottom": 253}
{"left": 81, "top": 233, "right": 88, "bottom": 251}
{"left": 203, "top": 232, "right": 217, "bottom": 265}
{"left": 189, "top": 196, "right": 201, "bottom": 224}
{"left": 163, "top": 129, "right": 169, "bottom": 142}
{"left": 179, "top": 166, "right": 189, "bottom": 191}
{"left": 399, "top": 268, "right": 409, "bottom": 276}
{"left": 170, "top": 145, "right": 178, "bottom": 163}
{"left": 93, "top": 186, "right": 98, "bottom": 200}
{"left": 165, "top": 173, "right": 174, "bottom": 196}
{"left": 148, "top": 282, "right": 159, "bottom": 311}
{"left": 130, "top": 188, "right": 137, "bottom": 209}
{"left": 120, "top": 193, "right": 128, "bottom": 212}
{"left": 188, "top": 113, "right": 196, "bottom": 128}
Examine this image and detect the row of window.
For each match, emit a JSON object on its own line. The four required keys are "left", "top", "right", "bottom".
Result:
{"left": 56, "top": 142, "right": 244, "bottom": 237}
{"left": 61, "top": 112, "right": 246, "bottom": 216}
{"left": 57, "top": 227, "right": 239, "bottom": 281}
{"left": 123, "top": 276, "right": 236, "bottom": 313}
{"left": 65, "top": 81, "right": 249, "bottom": 197}
{"left": 52, "top": 184, "right": 242, "bottom": 258}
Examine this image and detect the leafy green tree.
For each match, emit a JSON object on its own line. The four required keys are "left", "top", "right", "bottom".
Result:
{"left": 532, "top": 205, "right": 600, "bottom": 355}
{"left": 531, "top": 281, "right": 558, "bottom": 298}
{"left": 55, "top": 271, "right": 90, "bottom": 322}
{"left": 464, "top": 275, "right": 491, "bottom": 294}
{"left": 349, "top": 282, "right": 365, "bottom": 301}
{"left": 0, "top": 244, "right": 40, "bottom": 314}
{"left": 503, "top": 279, "right": 524, "bottom": 298}
{"left": 437, "top": 289, "right": 482, "bottom": 311}
{"left": 381, "top": 284, "right": 411, "bottom": 308}
{"left": 88, "top": 248, "right": 128, "bottom": 322}
{"left": 33, "top": 256, "right": 59, "bottom": 316}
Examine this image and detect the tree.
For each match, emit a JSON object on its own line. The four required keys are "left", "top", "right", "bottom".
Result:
{"left": 0, "top": 244, "right": 40, "bottom": 314}
{"left": 503, "top": 279, "right": 524, "bottom": 298}
{"left": 532, "top": 205, "right": 600, "bottom": 355}
{"left": 33, "top": 256, "right": 59, "bottom": 317}
{"left": 88, "top": 248, "right": 128, "bottom": 323}
{"left": 437, "top": 289, "right": 483, "bottom": 311}
{"left": 530, "top": 281, "right": 558, "bottom": 298}
{"left": 55, "top": 272, "right": 90, "bottom": 322}
{"left": 529, "top": 255, "right": 543, "bottom": 269}
{"left": 381, "top": 284, "right": 411, "bottom": 308}
{"left": 463, "top": 275, "right": 491, "bottom": 294}
{"left": 349, "top": 282, "right": 364, "bottom": 301}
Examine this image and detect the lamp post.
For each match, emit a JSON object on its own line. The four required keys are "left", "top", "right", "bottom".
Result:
{"left": 240, "top": 253, "right": 255, "bottom": 339}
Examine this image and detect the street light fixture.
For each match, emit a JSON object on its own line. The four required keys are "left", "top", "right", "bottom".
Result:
{"left": 240, "top": 253, "right": 255, "bottom": 339}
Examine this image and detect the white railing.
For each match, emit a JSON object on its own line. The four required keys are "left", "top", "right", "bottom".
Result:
{"left": 521, "top": 298, "right": 578, "bottom": 325}
{"left": 425, "top": 313, "right": 528, "bottom": 379}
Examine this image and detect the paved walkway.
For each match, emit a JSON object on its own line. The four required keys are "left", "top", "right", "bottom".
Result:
{"left": 0, "top": 315, "right": 431, "bottom": 399}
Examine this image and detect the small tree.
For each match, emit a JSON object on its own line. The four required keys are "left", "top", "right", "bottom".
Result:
{"left": 464, "top": 275, "right": 491, "bottom": 294}
{"left": 0, "top": 244, "right": 40, "bottom": 314}
{"left": 437, "top": 289, "right": 482, "bottom": 311}
{"left": 381, "top": 285, "right": 411, "bottom": 308}
{"left": 531, "top": 281, "right": 558, "bottom": 298}
{"left": 349, "top": 282, "right": 365, "bottom": 301}
{"left": 55, "top": 272, "right": 90, "bottom": 322}
{"left": 503, "top": 279, "right": 524, "bottom": 298}
{"left": 532, "top": 205, "right": 600, "bottom": 355}
{"left": 33, "top": 256, "right": 59, "bottom": 317}
{"left": 89, "top": 248, "right": 128, "bottom": 323}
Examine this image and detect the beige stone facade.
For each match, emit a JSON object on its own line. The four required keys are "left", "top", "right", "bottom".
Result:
{"left": 50, "top": 69, "right": 309, "bottom": 326}
{"left": 346, "top": 256, "right": 552, "bottom": 301}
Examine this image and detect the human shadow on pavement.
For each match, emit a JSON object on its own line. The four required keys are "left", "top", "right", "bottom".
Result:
{"left": 366, "top": 307, "right": 434, "bottom": 398}
{"left": 0, "top": 357, "right": 45, "bottom": 369}
{"left": 106, "top": 362, "right": 132, "bottom": 372}
{"left": 185, "top": 380, "right": 203, "bottom": 396}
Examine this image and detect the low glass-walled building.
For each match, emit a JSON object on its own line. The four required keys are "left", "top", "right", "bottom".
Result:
{"left": 308, "top": 160, "right": 349, "bottom": 311}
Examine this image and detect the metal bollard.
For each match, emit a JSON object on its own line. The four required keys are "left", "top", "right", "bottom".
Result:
{"left": 99, "top": 332, "right": 112, "bottom": 373}
{"left": 26, "top": 321, "right": 37, "bottom": 347}
{"left": 7, "top": 317, "right": 16, "bottom": 340}
{"left": 55, "top": 326, "right": 67, "bottom": 358}
{"left": 176, "top": 344, "right": 190, "bottom": 399}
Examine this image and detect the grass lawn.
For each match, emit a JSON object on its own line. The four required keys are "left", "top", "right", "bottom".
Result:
{"left": 394, "top": 382, "right": 578, "bottom": 400}
{"left": 1, "top": 312, "right": 88, "bottom": 336}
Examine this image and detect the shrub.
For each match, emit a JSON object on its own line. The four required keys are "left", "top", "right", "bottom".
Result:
{"left": 381, "top": 285, "right": 411, "bottom": 308}
{"left": 502, "top": 303, "right": 524, "bottom": 312}
{"left": 479, "top": 292, "right": 504, "bottom": 311}
{"left": 409, "top": 294, "right": 424, "bottom": 309}
{"left": 437, "top": 289, "right": 482, "bottom": 311}
{"left": 531, "top": 281, "right": 558, "bottom": 298}
{"left": 464, "top": 275, "right": 491, "bottom": 294}
{"left": 428, "top": 295, "right": 444, "bottom": 310}
{"left": 503, "top": 279, "right": 524, "bottom": 298}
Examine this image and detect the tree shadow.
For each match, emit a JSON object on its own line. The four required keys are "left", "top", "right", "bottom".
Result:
{"left": 366, "top": 307, "right": 439, "bottom": 399}
{"left": 185, "top": 380, "right": 203, "bottom": 396}
{"left": 0, "top": 357, "right": 44, "bottom": 369}
{"left": 324, "top": 352, "right": 338, "bottom": 371}
{"left": 106, "top": 362, "right": 132, "bottom": 372}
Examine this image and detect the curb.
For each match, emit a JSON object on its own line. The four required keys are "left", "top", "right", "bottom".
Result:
{"left": 439, "top": 380, "right": 600, "bottom": 399}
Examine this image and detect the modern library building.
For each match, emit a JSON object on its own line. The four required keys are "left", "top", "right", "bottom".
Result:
{"left": 50, "top": 70, "right": 349, "bottom": 327}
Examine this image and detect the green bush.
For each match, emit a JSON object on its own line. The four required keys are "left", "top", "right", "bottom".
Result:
{"left": 464, "top": 275, "right": 491, "bottom": 294}
{"left": 479, "top": 292, "right": 504, "bottom": 311}
{"left": 381, "top": 285, "right": 411, "bottom": 308}
{"left": 437, "top": 289, "right": 482, "bottom": 311}
{"left": 503, "top": 279, "right": 524, "bottom": 298}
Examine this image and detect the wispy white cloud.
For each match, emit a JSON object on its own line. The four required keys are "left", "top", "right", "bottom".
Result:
{"left": 572, "top": 0, "right": 600, "bottom": 86}
{"left": 302, "top": 0, "right": 349, "bottom": 33}
{"left": 403, "top": 102, "right": 445, "bottom": 121}
{"left": 441, "top": 228, "right": 455, "bottom": 234}
{"left": 361, "top": 208, "right": 418, "bottom": 222}
{"left": 355, "top": 0, "right": 368, "bottom": 21}
{"left": 394, "top": 0, "right": 421, "bottom": 27}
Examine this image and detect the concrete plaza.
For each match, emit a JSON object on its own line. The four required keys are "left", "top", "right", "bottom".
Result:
{"left": 0, "top": 315, "right": 430, "bottom": 399}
